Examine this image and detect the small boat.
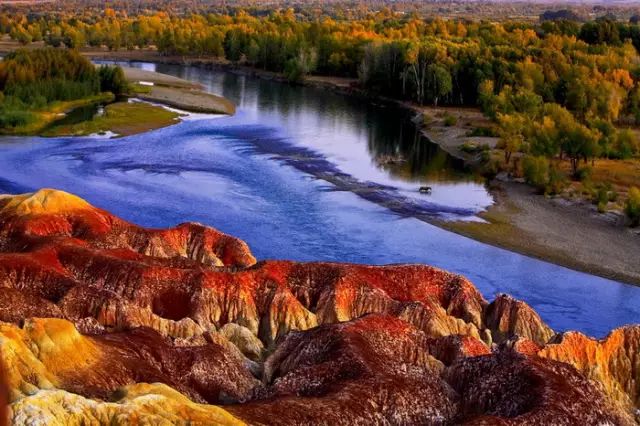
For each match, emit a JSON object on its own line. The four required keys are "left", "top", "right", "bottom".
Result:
{"left": 419, "top": 186, "right": 432, "bottom": 194}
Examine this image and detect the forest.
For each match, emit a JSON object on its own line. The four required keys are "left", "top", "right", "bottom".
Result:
{"left": 1, "top": 5, "right": 640, "bottom": 222}
{"left": 0, "top": 48, "right": 126, "bottom": 130}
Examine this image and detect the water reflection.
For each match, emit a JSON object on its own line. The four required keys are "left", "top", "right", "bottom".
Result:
{"left": 364, "top": 107, "right": 475, "bottom": 182}
{"left": 124, "top": 60, "right": 492, "bottom": 213}
{"left": 45, "top": 102, "right": 103, "bottom": 130}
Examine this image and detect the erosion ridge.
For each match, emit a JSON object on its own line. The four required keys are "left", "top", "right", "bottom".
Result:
{"left": 0, "top": 189, "right": 637, "bottom": 425}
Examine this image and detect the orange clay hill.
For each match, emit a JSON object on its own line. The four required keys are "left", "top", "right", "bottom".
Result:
{"left": 0, "top": 188, "right": 638, "bottom": 424}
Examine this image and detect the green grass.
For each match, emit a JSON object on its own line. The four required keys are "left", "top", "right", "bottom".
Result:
{"left": 43, "top": 101, "right": 181, "bottom": 137}
{"left": 129, "top": 83, "right": 153, "bottom": 95}
{"left": 0, "top": 93, "right": 115, "bottom": 136}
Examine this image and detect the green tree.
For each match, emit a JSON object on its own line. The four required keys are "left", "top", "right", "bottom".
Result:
{"left": 285, "top": 48, "right": 318, "bottom": 82}
{"left": 247, "top": 39, "right": 260, "bottom": 66}
{"left": 426, "top": 64, "right": 452, "bottom": 107}
{"left": 614, "top": 129, "right": 639, "bottom": 159}
{"left": 562, "top": 123, "right": 600, "bottom": 176}
{"left": 98, "top": 65, "right": 128, "bottom": 96}
{"left": 497, "top": 113, "right": 525, "bottom": 164}
{"left": 522, "top": 156, "right": 549, "bottom": 191}
{"left": 625, "top": 187, "right": 640, "bottom": 226}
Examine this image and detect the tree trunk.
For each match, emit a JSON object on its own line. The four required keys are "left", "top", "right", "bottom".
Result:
{"left": 402, "top": 70, "right": 407, "bottom": 97}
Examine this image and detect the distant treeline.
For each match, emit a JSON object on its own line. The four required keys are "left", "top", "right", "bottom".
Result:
{"left": 1, "top": 10, "right": 640, "bottom": 163}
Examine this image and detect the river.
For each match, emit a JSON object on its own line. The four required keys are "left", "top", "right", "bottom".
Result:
{"left": 0, "top": 61, "right": 637, "bottom": 337}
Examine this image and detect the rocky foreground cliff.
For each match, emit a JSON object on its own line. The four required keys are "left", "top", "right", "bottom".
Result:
{"left": 0, "top": 189, "right": 638, "bottom": 425}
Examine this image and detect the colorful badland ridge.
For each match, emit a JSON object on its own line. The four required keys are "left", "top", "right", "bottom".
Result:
{"left": 0, "top": 189, "right": 637, "bottom": 425}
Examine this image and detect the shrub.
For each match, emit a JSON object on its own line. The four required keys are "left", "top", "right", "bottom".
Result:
{"left": 459, "top": 142, "right": 481, "bottom": 153}
{"left": 481, "top": 159, "right": 500, "bottom": 177}
{"left": 467, "top": 126, "right": 497, "bottom": 137}
{"left": 625, "top": 187, "right": 640, "bottom": 226}
{"left": 522, "top": 156, "right": 549, "bottom": 190}
{"left": 443, "top": 114, "right": 457, "bottom": 127}
{"left": 545, "top": 165, "right": 567, "bottom": 195}
{"left": 612, "top": 129, "right": 639, "bottom": 160}
{"left": 98, "top": 65, "right": 129, "bottom": 96}
{"left": 595, "top": 185, "right": 611, "bottom": 213}
{"left": 575, "top": 166, "right": 592, "bottom": 182}
{"left": 480, "top": 149, "right": 491, "bottom": 163}
{"left": 284, "top": 58, "right": 304, "bottom": 82}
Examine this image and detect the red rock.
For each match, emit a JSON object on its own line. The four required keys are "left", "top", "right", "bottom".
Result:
{"left": 444, "top": 350, "right": 633, "bottom": 425}
{"left": 228, "top": 314, "right": 460, "bottom": 425}
{"left": 484, "top": 294, "right": 554, "bottom": 345}
{"left": 539, "top": 326, "right": 640, "bottom": 413}
{"left": 0, "top": 189, "right": 637, "bottom": 424}
{"left": 426, "top": 334, "right": 491, "bottom": 366}
{"left": 0, "top": 189, "right": 256, "bottom": 268}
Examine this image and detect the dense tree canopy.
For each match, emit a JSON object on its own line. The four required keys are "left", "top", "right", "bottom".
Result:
{"left": 0, "top": 48, "right": 100, "bottom": 107}
{"left": 0, "top": 48, "right": 125, "bottom": 130}
{"left": 1, "top": 8, "right": 639, "bottom": 161}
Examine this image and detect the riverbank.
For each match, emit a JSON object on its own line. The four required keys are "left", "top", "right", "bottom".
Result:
{"left": 43, "top": 101, "right": 181, "bottom": 137}
{"left": 0, "top": 44, "right": 234, "bottom": 136}
{"left": 0, "top": 93, "right": 115, "bottom": 136}
{"left": 121, "top": 66, "right": 236, "bottom": 115}
{"left": 414, "top": 106, "right": 499, "bottom": 164}
{"left": 443, "top": 180, "right": 640, "bottom": 285}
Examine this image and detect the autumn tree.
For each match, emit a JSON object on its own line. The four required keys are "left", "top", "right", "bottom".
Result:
{"left": 496, "top": 113, "right": 526, "bottom": 165}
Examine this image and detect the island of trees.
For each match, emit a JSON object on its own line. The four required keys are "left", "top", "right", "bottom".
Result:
{"left": 1, "top": 4, "right": 640, "bottom": 224}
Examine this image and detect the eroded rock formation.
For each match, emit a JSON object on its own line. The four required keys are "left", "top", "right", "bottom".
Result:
{"left": 539, "top": 326, "right": 640, "bottom": 414}
{"left": 485, "top": 294, "right": 555, "bottom": 346}
{"left": 0, "top": 189, "right": 637, "bottom": 425}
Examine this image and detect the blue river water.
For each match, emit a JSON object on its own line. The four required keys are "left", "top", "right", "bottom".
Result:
{"left": 0, "top": 62, "right": 638, "bottom": 337}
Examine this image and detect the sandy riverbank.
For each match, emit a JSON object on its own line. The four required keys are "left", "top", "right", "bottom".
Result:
{"left": 416, "top": 110, "right": 640, "bottom": 285}
{"left": 443, "top": 181, "right": 640, "bottom": 285}
{"left": 121, "top": 67, "right": 236, "bottom": 115}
